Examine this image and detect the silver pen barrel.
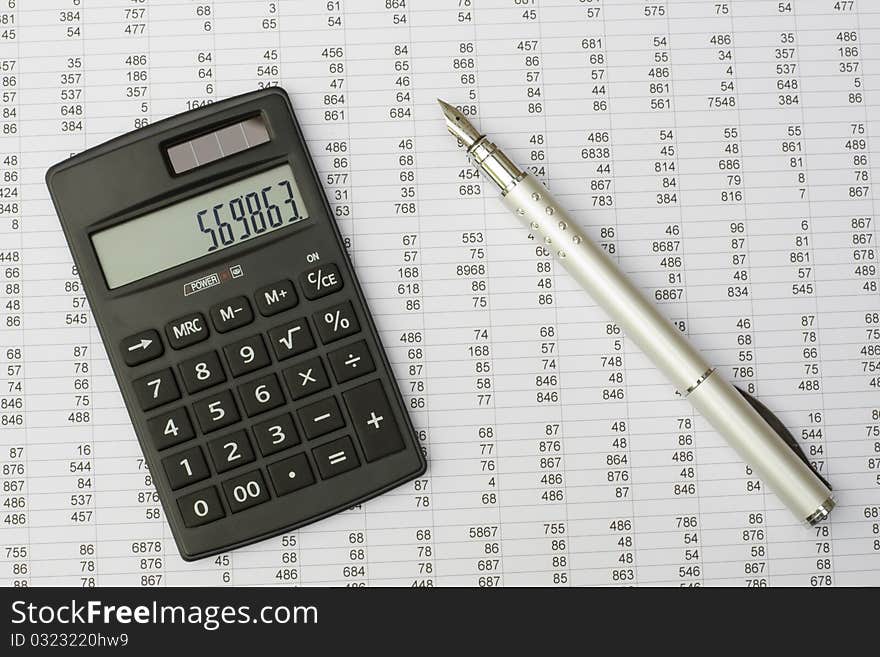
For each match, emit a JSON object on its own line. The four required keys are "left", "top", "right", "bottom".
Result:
{"left": 439, "top": 99, "right": 834, "bottom": 525}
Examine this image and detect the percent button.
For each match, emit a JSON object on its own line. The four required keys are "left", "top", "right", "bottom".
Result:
{"left": 313, "top": 300, "right": 360, "bottom": 344}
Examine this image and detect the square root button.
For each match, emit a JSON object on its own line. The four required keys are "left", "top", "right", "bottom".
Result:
{"left": 342, "top": 380, "right": 405, "bottom": 461}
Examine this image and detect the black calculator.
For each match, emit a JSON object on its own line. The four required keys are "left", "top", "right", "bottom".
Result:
{"left": 46, "top": 88, "right": 426, "bottom": 560}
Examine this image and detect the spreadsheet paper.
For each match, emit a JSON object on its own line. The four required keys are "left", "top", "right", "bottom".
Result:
{"left": 2, "top": 0, "right": 880, "bottom": 587}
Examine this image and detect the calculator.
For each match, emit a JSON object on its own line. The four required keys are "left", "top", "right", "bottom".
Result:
{"left": 45, "top": 88, "right": 426, "bottom": 561}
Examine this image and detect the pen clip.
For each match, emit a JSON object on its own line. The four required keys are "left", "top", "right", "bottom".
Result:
{"left": 735, "top": 387, "right": 832, "bottom": 490}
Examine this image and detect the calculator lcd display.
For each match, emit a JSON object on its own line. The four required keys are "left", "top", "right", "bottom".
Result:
{"left": 91, "top": 164, "right": 309, "bottom": 289}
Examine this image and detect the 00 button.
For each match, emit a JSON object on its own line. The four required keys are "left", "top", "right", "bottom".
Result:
{"left": 222, "top": 470, "right": 270, "bottom": 513}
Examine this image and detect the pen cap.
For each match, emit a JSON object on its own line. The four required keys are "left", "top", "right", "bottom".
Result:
{"left": 688, "top": 373, "right": 833, "bottom": 524}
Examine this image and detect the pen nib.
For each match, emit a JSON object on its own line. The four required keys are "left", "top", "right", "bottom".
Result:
{"left": 438, "top": 98, "right": 482, "bottom": 149}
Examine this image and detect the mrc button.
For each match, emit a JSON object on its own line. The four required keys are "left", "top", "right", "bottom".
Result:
{"left": 165, "top": 312, "right": 209, "bottom": 349}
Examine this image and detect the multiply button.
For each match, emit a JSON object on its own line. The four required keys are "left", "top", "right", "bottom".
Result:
{"left": 343, "top": 380, "right": 405, "bottom": 461}
{"left": 165, "top": 312, "right": 208, "bottom": 349}
{"left": 283, "top": 356, "right": 330, "bottom": 400}
{"left": 255, "top": 279, "right": 298, "bottom": 316}
{"left": 121, "top": 329, "right": 163, "bottom": 366}
{"left": 314, "top": 300, "right": 360, "bottom": 344}
{"left": 210, "top": 296, "right": 253, "bottom": 333}
{"left": 300, "top": 263, "right": 343, "bottom": 300}
{"left": 312, "top": 436, "right": 360, "bottom": 479}
{"left": 327, "top": 340, "right": 375, "bottom": 383}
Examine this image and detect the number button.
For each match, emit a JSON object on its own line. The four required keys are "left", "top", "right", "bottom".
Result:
{"left": 222, "top": 470, "right": 270, "bottom": 513}
{"left": 327, "top": 340, "right": 375, "bottom": 383}
{"left": 207, "top": 429, "right": 255, "bottom": 473}
{"left": 267, "top": 453, "right": 315, "bottom": 496}
{"left": 147, "top": 407, "right": 195, "bottom": 450}
{"left": 223, "top": 334, "right": 270, "bottom": 377}
{"left": 132, "top": 368, "right": 180, "bottom": 411}
{"left": 299, "top": 263, "right": 343, "bottom": 300}
{"left": 254, "top": 279, "right": 298, "bottom": 316}
{"left": 238, "top": 373, "right": 285, "bottom": 417}
{"left": 120, "top": 329, "right": 163, "bottom": 366}
{"left": 252, "top": 413, "right": 300, "bottom": 456}
{"left": 162, "top": 446, "right": 210, "bottom": 490}
{"left": 267, "top": 318, "right": 314, "bottom": 361}
{"left": 178, "top": 486, "right": 225, "bottom": 527}
{"left": 165, "top": 312, "right": 209, "bottom": 349}
{"left": 178, "top": 351, "right": 226, "bottom": 394}
{"left": 297, "top": 396, "right": 345, "bottom": 440}
{"left": 312, "top": 436, "right": 360, "bottom": 479}
{"left": 210, "top": 296, "right": 253, "bottom": 333}
{"left": 313, "top": 300, "right": 360, "bottom": 344}
{"left": 192, "top": 390, "right": 240, "bottom": 433}
{"left": 282, "top": 356, "right": 330, "bottom": 400}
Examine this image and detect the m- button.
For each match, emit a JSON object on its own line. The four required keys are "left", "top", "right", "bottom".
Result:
{"left": 165, "top": 312, "right": 209, "bottom": 350}
{"left": 210, "top": 296, "right": 253, "bottom": 333}
{"left": 255, "top": 279, "right": 298, "bottom": 316}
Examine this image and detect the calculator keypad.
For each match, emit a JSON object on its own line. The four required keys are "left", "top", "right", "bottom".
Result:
{"left": 127, "top": 260, "right": 421, "bottom": 558}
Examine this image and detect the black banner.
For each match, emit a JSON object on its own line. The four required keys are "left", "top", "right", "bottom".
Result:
{"left": 0, "top": 586, "right": 870, "bottom": 652}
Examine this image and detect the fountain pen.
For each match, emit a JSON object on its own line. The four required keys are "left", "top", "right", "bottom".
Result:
{"left": 438, "top": 99, "right": 834, "bottom": 525}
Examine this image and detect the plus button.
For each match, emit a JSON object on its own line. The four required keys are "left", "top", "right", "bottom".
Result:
{"left": 366, "top": 411, "right": 384, "bottom": 430}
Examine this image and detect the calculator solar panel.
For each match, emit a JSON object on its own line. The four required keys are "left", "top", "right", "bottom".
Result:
{"left": 45, "top": 88, "right": 426, "bottom": 560}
